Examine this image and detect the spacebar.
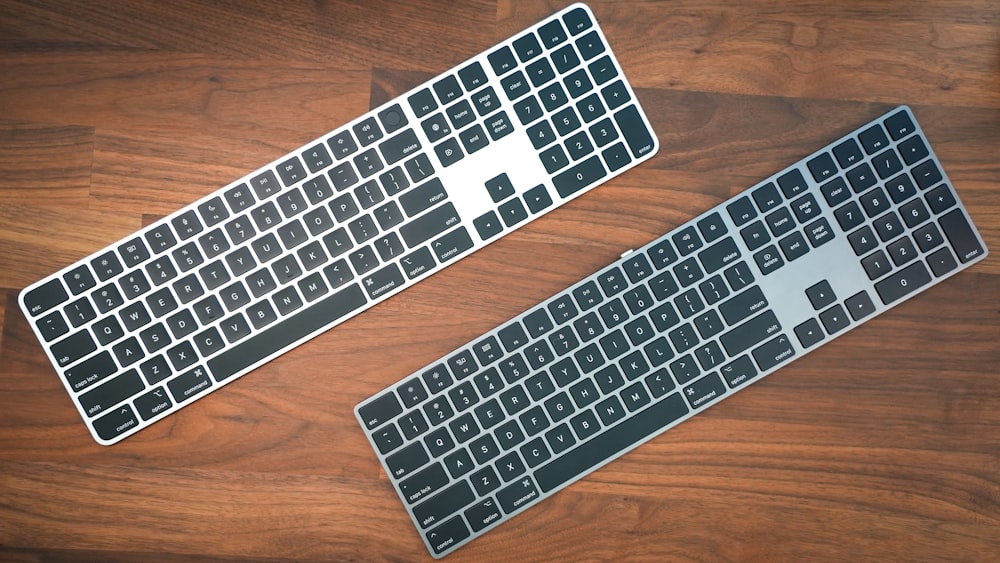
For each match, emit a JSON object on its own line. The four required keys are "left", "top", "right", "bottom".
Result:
{"left": 207, "top": 283, "right": 368, "bottom": 382}
{"left": 534, "top": 392, "right": 689, "bottom": 493}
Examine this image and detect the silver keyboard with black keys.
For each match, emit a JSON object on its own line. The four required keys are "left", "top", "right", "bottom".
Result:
{"left": 18, "top": 3, "right": 658, "bottom": 445}
{"left": 355, "top": 106, "right": 987, "bottom": 558}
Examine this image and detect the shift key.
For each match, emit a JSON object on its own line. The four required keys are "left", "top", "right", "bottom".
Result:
{"left": 400, "top": 202, "right": 461, "bottom": 247}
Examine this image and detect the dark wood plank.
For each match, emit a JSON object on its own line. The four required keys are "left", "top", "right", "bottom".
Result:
{"left": 0, "top": 1, "right": 997, "bottom": 561}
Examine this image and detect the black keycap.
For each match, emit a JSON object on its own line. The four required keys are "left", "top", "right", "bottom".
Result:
{"left": 400, "top": 178, "right": 448, "bottom": 217}
{"left": 458, "top": 124, "right": 489, "bottom": 154}
{"left": 92, "top": 404, "right": 139, "bottom": 442}
{"left": 372, "top": 424, "right": 403, "bottom": 455}
{"left": 847, "top": 162, "right": 876, "bottom": 193}
{"left": 875, "top": 260, "right": 931, "bottom": 305}
{"left": 819, "top": 304, "right": 850, "bottom": 334}
{"left": 552, "top": 155, "right": 606, "bottom": 198}
{"left": 858, "top": 124, "right": 890, "bottom": 154}
{"left": 753, "top": 244, "right": 785, "bottom": 276}
{"left": 64, "top": 297, "right": 96, "bottom": 328}
{"left": 779, "top": 231, "right": 809, "bottom": 262}
{"left": 197, "top": 196, "right": 229, "bottom": 226}
{"left": 172, "top": 211, "right": 204, "bottom": 241}
{"left": 276, "top": 156, "right": 307, "bottom": 187}
{"left": 431, "top": 227, "right": 473, "bottom": 263}
{"left": 495, "top": 450, "right": 527, "bottom": 482}
{"left": 765, "top": 207, "right": 795, "bottom": 237}
{"left": 548, "top": 46, "right": 579, "bottom": 77}
{"left": 938, "top": 209, "right": 984, "bottom": 263}
{"left": 912, "top": 160, "right": 942, "bottom": 190}
{"left": 426, "top": 516, "right": 471, "bottom": 556}
{"left": 397, "top": 202, "right": 460, "bottom": 248}
{"left": 407, "top": 88, "right": 437, "bottom": 118}
{"left": 752, "top": 182, "right": 782, "bottom": 212}
{"left": 400, "top": 462, "right": 449, "bottom": 506}
{"left": 719, "top": 354, "right": 758, "bottom": 389}
{"left": 751, "top": 334, "right": 795, "bottom": 371}
{"left": 526, "top": 57, "right": 555, "bottom": 87}
{"left": 495, "top": 475, "right": 540, "bottom": 515}
{"left": 540, "top": 82, "right": 569, "bottom": 112}
{"left": 898, "top": 135, "right": 929, "bottom": 165}
{"left": 697, "top": 236, "right": 740, "bottom": 274}
{"left": 538, "top": 18, "right": 568, "bottom": 46}
{"left": 51, "top": 330, "right": 96, "bottom": 367}
{"left": 807, "top": 152, "right": 838, "bottom": 183}
{"left": 434, "top": 138, "right": 464, "bottom": 167}
{"left": 613, "top": 105, "right": 654, "bottom": 159}
{"left": 833, "top": 138, "right": 863, "bottom": 169}
{"left": 377, "top": 103, "right": 407, "bottom": 135}
{"left": 134, "top": 386, "right": 172, "bottom": 421}
{"left": 353, "top": 117, "right": 383, "bottom": 147}
{"left": 776, "top": 169, "right": 807, "bottom": 198}
{"left": 872, "top": 148, "right": 903, "bottom": 179}
{"left": 472, "top": 211, "right": 503, "bottom": 240}
{"left": 805, "top": 280, "right": 836, "bottom": 310}
{"left": 926, "top": 184, "right": 957, "bottom": 215}
{"left": 534, "top": 392, "right": 688, "bottom": 493}
{"left": 885, "top": 110, "right": 916, "bottom": 140}
{"left": 392, "top": 246, "right": 432, "bottom": 281}
{"left": 36, "top": 310, "right": 69, "bottom": 342}
{"left": 207, "top": 284, "right": 366, "bottom": 381}
{"left": 514, "top": 95, "right": 544, "bottom": 126}
{"left": 682, "top": 372, "right": 726, "bottom": 410}
{"left": 563, "top": 68, "right": 592, "bottom": 98}
{"left": 79, "top": 368, "right": 144, "bottom": 418}
{"left": 601, "top": 80, "right": 632, "bottom": 110}
{"left": 513, "top": 32, "right": 543, "bottom": 62}
{"left": 820, "top": 177, "right": 850, "bottom": 208}
{"left": 484, "top": 173, "right": 515, "bottom": 203}
{"left": 498, "top": 198, "right": 528, "bottom": 227}
{"left": 575, "top": 30, "right": 605, "bottom": 60}
{"left": 465, "top": 498, "right": 503, "bottom": 533}
{"left": 138, "top": 350, "right": 168, "bottom": 382}
{"left": 144, "top": 224, "right": 176, "bottom": 254}
{"left": 588, "top": 55, "right": 618, "bottom": 86}
{"left": 487, "top": 46, "right": 518, "bottom": 76}
{"left": 250, "top": 170, "right": 281, "bottom": 199}
{"left": 563, "top": 6, "right": 593, "bottom": 34}
{"left": 794, "top": 318, "right": 825, "bottom": 348}
{"left": 500, "top": 70, "right": 530, "bottom": 101}
{"left": 412, "top": 480, "right": 475, "bottom": 529}
{"left": 224, "top": 184, "right": 255, "bottom": 212}
{"left": 861, "top": 249, "right": 891, "bottom": 280}
{"left": 540, "top": 144, "right": 569, "bottom": 173}
{"left": 63, "top": 350, "right": 116, "bottom": 392}
{"left": 845, "top": 290, "right": 876, "bottom": 321}
{"left": 301, "top": 143, "right": 333, "bottom": 174}
{"left": 422, "top": 364, "right": 453, "bottom": 396}
{"left": 166, "top": 365, "right": 212, "bottom": 404}
{"left": 23, "top": 278, "right": 69, "bottom": 317}
{"left": 719, "top": 310, "right": 782, "bottom": 356}
{"left": 927, "top": 247, "right": 958, "bottom": 277}
{"left": 399, "top": 409, "right": 430, "bottom": 441}
{"left": 458, "top": 61, "right": 488, "bottom": 91}
{"left": 717, "top": 286, "right": 767, "bottom": 325}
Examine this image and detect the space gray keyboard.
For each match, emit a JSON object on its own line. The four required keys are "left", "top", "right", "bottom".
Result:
{"left": 19, "top": 3, "right": 657, "bottom": 444}
{"left": 355, "top": 106, "right": 987, "bottom": 557}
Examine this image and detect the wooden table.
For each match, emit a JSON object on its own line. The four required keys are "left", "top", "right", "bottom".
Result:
{"left": 2, "top": 1, "right": 998, "bottom": 561}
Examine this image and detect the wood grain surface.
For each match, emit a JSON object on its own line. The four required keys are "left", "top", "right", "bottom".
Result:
{"left": 1, "top": 1, "right": 998, "bottom": 561}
